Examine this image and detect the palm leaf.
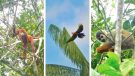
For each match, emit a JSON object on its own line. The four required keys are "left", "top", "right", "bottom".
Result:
{"left": 46, "top": 64, "right": 80, "bottom": 76}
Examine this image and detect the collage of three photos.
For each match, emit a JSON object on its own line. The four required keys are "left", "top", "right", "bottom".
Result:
{"left": 0, "top": 0, "right": 135, "bottom": 76}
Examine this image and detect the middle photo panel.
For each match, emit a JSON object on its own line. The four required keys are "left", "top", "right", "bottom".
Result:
{"left": 46, "top": 0, "right": 89, "bottom": 76}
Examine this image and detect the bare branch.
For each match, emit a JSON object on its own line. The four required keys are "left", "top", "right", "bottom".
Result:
{"left": 13, "top": 0, "right": 18, "bottom": 25}
{"left": 114, "top": 0, "right": 124, "bottom": 56}
{"left": 0, "top": 37, "right": 44, "bottom": 49}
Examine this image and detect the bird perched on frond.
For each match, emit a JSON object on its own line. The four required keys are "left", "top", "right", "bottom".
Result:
{"left": 66, "top": 24, "right": 85, "bottom": 43}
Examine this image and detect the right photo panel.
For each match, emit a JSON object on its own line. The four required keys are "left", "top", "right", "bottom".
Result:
{"left": 91, "top": 0, "right": 135, "bottom": 76}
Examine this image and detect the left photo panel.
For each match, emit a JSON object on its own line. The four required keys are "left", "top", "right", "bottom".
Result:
{"left": 0, "top": 0, "right": 44, "bottom": 76}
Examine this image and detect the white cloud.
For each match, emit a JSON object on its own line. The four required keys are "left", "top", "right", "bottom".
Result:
{"left": 47, "top": 0, "right": 71, "bottom": 20}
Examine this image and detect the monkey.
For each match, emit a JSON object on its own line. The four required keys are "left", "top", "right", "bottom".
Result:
{"left": 66, "top": 24, "right": 85, "bottom": 43}
{"left": 13, "top": 27, "right": 37, "bottom": 59}
{"left": 96, "top": 29, "right": 135, "bottom": 53}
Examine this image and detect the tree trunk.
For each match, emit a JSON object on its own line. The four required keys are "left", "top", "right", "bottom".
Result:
{"left": 114, "top": 0, "right": 124, "bottom": 57}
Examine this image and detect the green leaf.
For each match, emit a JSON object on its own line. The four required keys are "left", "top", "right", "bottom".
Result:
{"left": 121, "top": 49, "right": 133, "bottom": 59}
{"left": 92, "top": 40, "right": 101, "bottom": 52}
{"left": 97, "top": 64, "right": 121, "bottom": 76}
{"left": 106, "top": 17, "right": 111, "bottom": 22}
{"left": 131, "top": 17, "right": 135, "bottom": 27}
{"left": 91, "top": 53, "right": 102, "bottom": 69}
{"left": 107, "top": 52, "right": 120, "bottom": 62}
{"left": 129, "top": 70, "right": 135, "bottom": 76}
{"left": 104, "top": 52, "right": 120, "bottom": 69}
{"left": 126, "top": 9, "right": 135, "bottom": 14}
{"left": 123, "top": 20, "right": 131, "bottom": 30}
{"left": 111, "top": 1, "right": 115, "bottom": 8}
{"left": 125, "top": 0, "right": 135, "bottom": 5}
{"left": 120, "top": 59, "right": 135, "bottom": 76}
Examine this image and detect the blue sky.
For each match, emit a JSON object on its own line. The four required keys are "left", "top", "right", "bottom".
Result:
{"left": 46, "top": 0, "right": 89, "bottom": 68}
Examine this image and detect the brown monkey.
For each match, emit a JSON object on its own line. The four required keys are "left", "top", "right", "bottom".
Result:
{"left": 13, "top": 27, "right": 37, "bottom": 59}
{"left": 96, "top": 29, "right": 135, "bottom": 53}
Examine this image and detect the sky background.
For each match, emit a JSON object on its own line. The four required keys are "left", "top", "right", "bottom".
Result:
{"left": 46, "top": 0, "right": 89, "bottom": 69}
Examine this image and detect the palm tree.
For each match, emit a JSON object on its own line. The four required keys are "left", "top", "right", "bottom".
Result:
{"left": 47, "top": 24, "right": 89, "bottom": 76}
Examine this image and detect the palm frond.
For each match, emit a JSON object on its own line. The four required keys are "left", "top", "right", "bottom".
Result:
{"left": 46, "top": 64, "right": 80, "bottom": 76}
{"left": 48, "top": 24, "right": 61, "bottom": 42}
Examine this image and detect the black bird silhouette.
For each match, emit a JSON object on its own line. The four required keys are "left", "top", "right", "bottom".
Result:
{"left": 66, "top": 24, "right": 85, "bottom": 43}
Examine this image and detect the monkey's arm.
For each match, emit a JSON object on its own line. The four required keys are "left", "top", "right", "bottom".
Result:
{"left": 96, "top": 43, "right": 114, "bottom": 53}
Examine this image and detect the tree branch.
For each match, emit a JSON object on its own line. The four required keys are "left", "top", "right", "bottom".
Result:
{"left": 114, "top": 0, "right": 124, "bottom": 56}
{"left": 0, "top": 37, "right": 44, "bottom": 49}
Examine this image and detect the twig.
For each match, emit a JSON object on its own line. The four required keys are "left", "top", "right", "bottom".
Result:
{"left": 0, "top": 2, "right": 10, "bottom": 27}
{"left": 13, "top": 0, "right": 18, "bottom": 25}
{"left": 0, "top": 60, "right": 24, "bottom": 75}
{"left": 123, "top": 0, "right": 132, "bottom": 17}
{"left": 99, "top": 0, "right": 115, "bottom": 42}
{"left": 0, "top": 37, "right": 44, "bottom": 48}
{"left": 35, "top": 37, "right": 43, "bottom": 56}
{"left": 32, "top": 19, "right": 44, "bottom": 35}
{"left": 98, "top": 53, "right": 105, "bottom": 65}
{"left": 0, "top": 51, "right": 10, "bottom": 60}
{"left": 30, "top": 0, "right": 39, "bottom": 18}
{"left": 0, "top": 40, "right": 19, "bottom": 60}
{"left": 93, "top": 0, "right": 114, "bottom": 43}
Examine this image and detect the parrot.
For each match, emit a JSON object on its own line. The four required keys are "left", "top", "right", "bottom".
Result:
{"left": 66, "top": 24, "right": 85, "bottom": 43}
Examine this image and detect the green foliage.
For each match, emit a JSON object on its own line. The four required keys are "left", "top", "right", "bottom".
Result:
{"left": 16, "top": 10, "right": 43, "bottom": 35}
{"left": 92, "top": 40, "right": 101, "bottom": 53}
{"left": 125, "top": 0, "right": 135, "bottom": 5}
{"left": 91, "top": 53, "right": 102, "bottom": 69}
{"left": 97, "top": 63, "right": 121, "bottom": 76}
{"left": 131, "top": 17, "right": 135, "bottom": 27}
{"left": 123, "top": 17, "right": 135, "bottom": 37}
{"left": 48, "top": 24, "right": 61, "bottom": 42}
{"left": 97, "top": 52, "right": 121, "bottom": 76}
{"left": 96, "top": 52, "right": 135, "bottom": 76}
{"left": 105, "top": 52, "right": 120, "bottom": 70}
{"left": 121, "top": 49, "right": 133, "bottom": 59}
{"left": 123, "top": 20, "right": 131, "bottom": 31}
{"left": 120, "top": 59, "right": 135, "bottom": 76}
{"left": 126, "top": 8, "right": 135, "bottom": 15}
{"left": 91, "top": 40, "right": 101, "bottom": 69}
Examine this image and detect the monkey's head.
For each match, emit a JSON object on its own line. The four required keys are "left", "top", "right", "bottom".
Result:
{"left": 96, "top": 31, "right": 106, "bottom": 42}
